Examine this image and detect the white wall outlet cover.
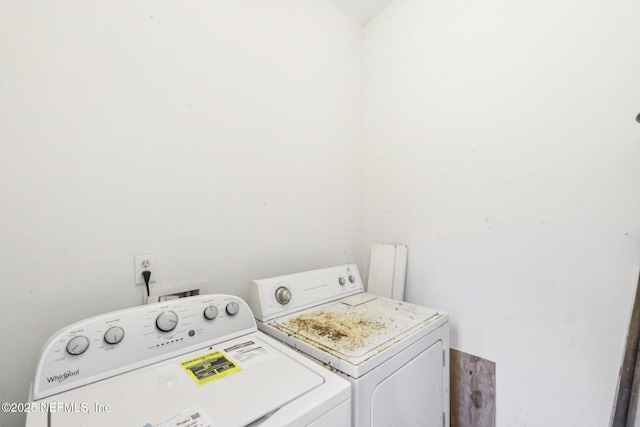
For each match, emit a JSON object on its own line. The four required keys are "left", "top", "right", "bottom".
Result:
{"left": 134, "top": 254, "right": 158, "bottom": 286}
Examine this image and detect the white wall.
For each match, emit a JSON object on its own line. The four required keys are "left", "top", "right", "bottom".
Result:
{"left": 0, "top": 1, "right": 361, "bottom": 425}
{"left": 362, "top": 0, "right": 640, "bottom": 425}
{"left": 3, "top": 0, "right": 639, "bottom": 425}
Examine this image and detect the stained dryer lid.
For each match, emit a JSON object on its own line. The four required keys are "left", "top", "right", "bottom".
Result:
{"left": 268, "top": 293, "right": 447, "bottom": 371}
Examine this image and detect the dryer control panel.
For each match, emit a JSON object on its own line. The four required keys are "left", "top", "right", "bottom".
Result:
{"left": 32, "top": 295, "right": 256, "bottom": 400}
{"left": 248, "top": 264, "right": 364, "bottom": 322}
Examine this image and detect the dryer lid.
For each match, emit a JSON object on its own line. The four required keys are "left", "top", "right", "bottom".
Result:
{"left": 271, "top": 293, "right": 445, "bottom": 362}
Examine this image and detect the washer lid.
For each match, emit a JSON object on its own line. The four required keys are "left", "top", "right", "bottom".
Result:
{"left": 38, "top": 335, "right": 325, "bottom": 427}
{"left": 271, "top": 293, "right": 446, "bottom": 363}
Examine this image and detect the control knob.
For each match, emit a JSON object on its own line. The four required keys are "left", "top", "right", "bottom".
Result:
{"left": 66, "top": 336, "right": 90, "bottom": 355}
{"left": 204, "top": 305, "right": 219, "bottom": 320}
{"left": 104, "top": 326, "right": 125, "bottom": 345}
{"left": 275, "top": 286, "right": 291, "bottom": 305}
{"left": 226, "top": 302, "right": 240, "bottom": 316}
{"left": 156, "top": 311, "right": 179, "bottom": 332}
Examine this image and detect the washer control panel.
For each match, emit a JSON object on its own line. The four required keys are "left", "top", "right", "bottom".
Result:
{"left": 33, "top": 295, "right": 255, "bottom": 400}
{"left": 248, "top": 264, "right": 363, "bottom": 322}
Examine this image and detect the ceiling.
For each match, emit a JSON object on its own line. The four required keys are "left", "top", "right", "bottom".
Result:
{"left": 326, "top": 0, "right": 395, "bottom": 25}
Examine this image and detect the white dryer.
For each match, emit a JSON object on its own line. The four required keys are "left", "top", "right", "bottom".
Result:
{"left": 248, "top": 264, "right": 450, "bottom": 427}
{"left": 27, "top": 294, "right": 351, "bottom": 427}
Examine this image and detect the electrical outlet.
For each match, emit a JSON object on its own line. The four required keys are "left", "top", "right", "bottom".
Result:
{"left": 134, "top": 254, "right": 158, "bottom": 286}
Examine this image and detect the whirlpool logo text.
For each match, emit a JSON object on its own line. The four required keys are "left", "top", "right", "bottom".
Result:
{"left": 46, "top": 369, "right": 79, "bottom": 383}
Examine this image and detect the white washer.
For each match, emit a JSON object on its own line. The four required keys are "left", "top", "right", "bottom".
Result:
{"left": 27, "top": 294, "right": 351, "bottom": 427}
{"left": 248, "top": 264, "right": 450, "bottom": 427}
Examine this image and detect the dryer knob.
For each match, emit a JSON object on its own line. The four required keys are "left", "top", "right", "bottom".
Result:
{"left": 204, "top": 305, "right": 219, "bottom": 320}
{"left": 156, "top": 311, "right": 179, "bottom": 332}
{"left": 338, "top": 277, "right": 346, "bottom": 286}
{"left": 104, "top": 326, "right": 125, "bottom": 345}
{"left": 348, "top": 275, "right": 356, "bottom": 283}
{"left": 226, "top": 302, "right": 240, "bottom": 316}
{"left": 275, "top": 286, "right": 291, "bottom": 305}
{"left": 66, "top": 335, "right": 90, "bottom": 355}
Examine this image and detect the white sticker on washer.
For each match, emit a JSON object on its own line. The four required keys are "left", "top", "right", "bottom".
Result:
{"left": 151, "top": 405, "right": 214, "bottom": 427}
{"left": 223, "top": 340, "right": 270, "bottom": 364}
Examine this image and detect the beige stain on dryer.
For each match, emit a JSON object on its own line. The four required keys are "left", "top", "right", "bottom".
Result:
{"left": 282, "top": 311, "right": 388, "bottom": 353}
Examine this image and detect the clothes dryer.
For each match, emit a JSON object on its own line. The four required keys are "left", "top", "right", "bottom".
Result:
{"left": 248, "top": 264, "right": 449, "bottom": 427}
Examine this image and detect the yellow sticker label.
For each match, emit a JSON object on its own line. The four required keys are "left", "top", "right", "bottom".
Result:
{"left": 179, "top": 350, "right": 242, "bottom": 386}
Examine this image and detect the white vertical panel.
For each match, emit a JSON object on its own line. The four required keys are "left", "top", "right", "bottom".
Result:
{"left": 367, "top": 243, "right": 407, "bottom": 300}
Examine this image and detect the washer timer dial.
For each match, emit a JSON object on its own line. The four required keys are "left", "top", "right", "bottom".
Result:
{"left": 204, "top": 305, "right": 219, "bottom": 320}
{"left": 156, "top": 311, "right": 178, "bottom": 332}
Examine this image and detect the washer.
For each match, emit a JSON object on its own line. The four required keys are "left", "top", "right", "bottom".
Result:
{"left": 26, "top": 294, "right": 351, "bottom": 427}
{"left": 248, "top": 264, "right": 450, "bottom": 427}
